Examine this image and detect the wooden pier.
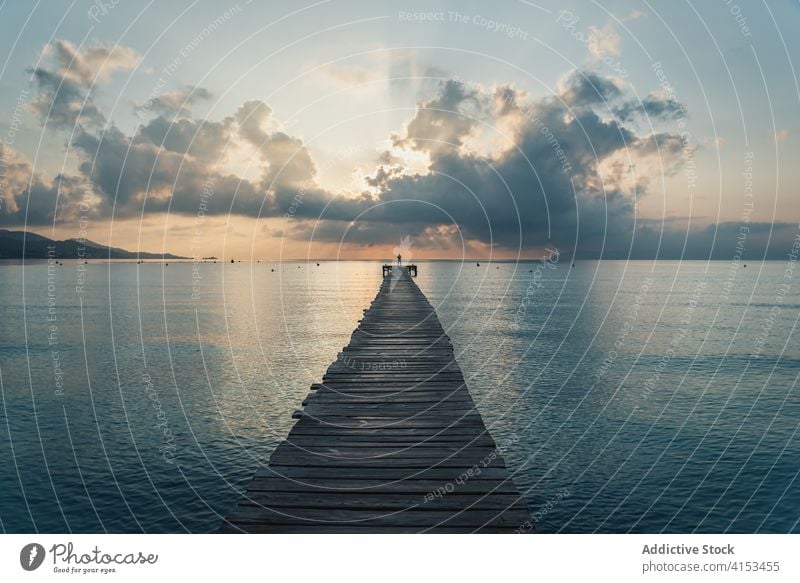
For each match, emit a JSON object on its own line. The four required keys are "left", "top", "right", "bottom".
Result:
{"left": 219, "top": 269, "right": 531, "bottom": 533}
{"left": 382, "top": 263, "right": 417, "bottom": 277}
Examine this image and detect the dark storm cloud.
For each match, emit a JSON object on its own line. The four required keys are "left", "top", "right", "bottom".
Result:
{"left": 287, "top": 76, "right": 799, "bottom": 260}
{"left": 28, "top": 40, "right": 139, "bottom": 129}
{"left": 71, "top": 126, "right": 265, "bottom": 218}
{"left": 614, "top": 93, "right": 686, "bottom": 122}
{"left": 295, "top": 76, "right": 676, "bottom": 255}
{"left": 391, "top": 80, "right": 484, "bottom": 154}
{"left": 7, "top": 40, "right": 794, "bottom": 259}
{"left": 0, "top": 144, "right": 87, "bottom": 226}
{"left": 559, "top": 70, "right": 622, "bottom": 107}
{"left": 235, "top": 100, "right": 317, "bottom": 186}
{"left": 134, "top": 86, "right": 212, "bottom": 118}
{"left": 137, "top": 115, "right": 235, "bottom": 163}
{"left": 29, "top": 67, "right": 106, "bottom": 128}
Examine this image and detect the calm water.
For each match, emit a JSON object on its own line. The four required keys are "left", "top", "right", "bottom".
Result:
{"left": 0, "top": 260, "right": 798, "bottom": 533}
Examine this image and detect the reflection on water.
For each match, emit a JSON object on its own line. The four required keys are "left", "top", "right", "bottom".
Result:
{"left": 417, "top": 260, "right": 800, "bottom": 533}
{"left": 0, "top": 260, "right": 798, "bottom": 532}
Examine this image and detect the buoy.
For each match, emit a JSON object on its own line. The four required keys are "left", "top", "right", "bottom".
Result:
{"left": 476, "top": 262, "right": 480, "bottom": 267}
{"left": 316, "top": 262, "right": 320, "bottom": 266}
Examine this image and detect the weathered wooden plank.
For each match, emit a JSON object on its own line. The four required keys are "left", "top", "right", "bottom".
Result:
{"left": 271, "top": 443, "right": 501, "bottom": 459}
{"left": 235, "top": 492, "right": 528, "bottom": 512}
{"left": 223, "top": 506, "right": 531, "bottom": 528}
{"left": 243, "top": 479, "right": 522, "bottom": 497}
{"left": 252, "top": 465, "right": 514, "bottom": 481}
{"left": 219, "top": 524, "right": 511, "bottom": 534}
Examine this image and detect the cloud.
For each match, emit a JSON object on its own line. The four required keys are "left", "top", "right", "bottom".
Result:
{"left": 295, "top": 74, "right": 688, "bottom": 256}
{"left": 235, "top": 100, "right": 317, "bottom": 187}
{"left": 391, "top": 80, "right": 485, "bottom": 156}
{"left": 324, "top": 64, "right": 375, "bottom": 87}
{"left": 6, "top": 52, "right": 690, "bottom": 256}
{"left": 135, "top": 86, "right": 212, "bottom": 118}
{"left": 558, "top": 70, "right": 622, "bottom": 107}
{"left": 586, "top": 10, "right": 644, "bottom": 61}
{"left": 11, "top": 41, "right": 795, "bottom": 258}
{"left": 0, "top": 144, "right": 88, "bottom": 225}
{"left": 137, "top": 114, "right": 234, "bottom": 163}
{"left": 623, "top": 10, "right": 647, "bottom": 22}
{"left": 587, "top": 22, "right": 622, "bottom": 59}
{"left": 29, "top": 40, "right": 140, "bottom": 129}
{"left": 614, "top": 92, "right": 686, "bottom": 122}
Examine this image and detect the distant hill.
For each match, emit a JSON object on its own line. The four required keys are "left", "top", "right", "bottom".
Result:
{"left": 0, "top": 230, "right": 186, "bottom": 259}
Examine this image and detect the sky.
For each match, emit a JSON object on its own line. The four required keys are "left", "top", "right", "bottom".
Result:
{"left": 0, "top": 0, "right": 798, "bottom": 260}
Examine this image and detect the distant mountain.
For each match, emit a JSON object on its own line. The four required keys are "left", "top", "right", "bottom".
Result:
{"left": 0, "top": 230, "right": 186, "bottom": 259}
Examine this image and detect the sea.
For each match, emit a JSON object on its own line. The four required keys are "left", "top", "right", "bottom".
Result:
{"left": 0, "top": 259, "right": 798, "bottom": 533}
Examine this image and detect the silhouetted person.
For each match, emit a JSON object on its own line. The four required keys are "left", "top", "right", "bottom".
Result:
{"left": 397, "top": 254, "right": 402, "bottom": 265}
